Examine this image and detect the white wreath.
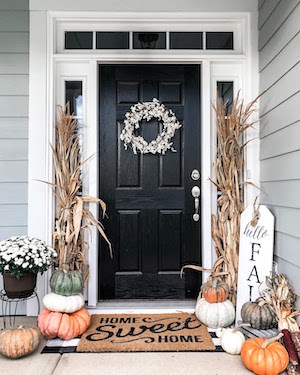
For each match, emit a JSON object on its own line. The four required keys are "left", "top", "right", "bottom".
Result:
{"left": 120, "top": 98, "right": 182, "bottom": 155}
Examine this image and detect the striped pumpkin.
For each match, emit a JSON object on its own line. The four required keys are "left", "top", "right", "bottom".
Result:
{"left": 201, "top": 276, "right": 229, "bottom": 303}
{"left": 50, "top": 270, "right": 84, "bottom": 296}
{"left": 0, "top": 326, "right": 40, "bottom": 359}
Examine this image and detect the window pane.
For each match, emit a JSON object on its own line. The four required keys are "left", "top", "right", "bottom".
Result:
{"left": 206, "top": 32, "right": 233, "bottom": 50}
{"left": 170, "top": 32, "right": 203, "bottom": 49}
{"left": 65, "top": 32, "right": 93, "bottom": 50}
{"left": 217, "top": 81, "right": 234, "bottom": 114}
{"left": 65, "top": 81, "right": 83, "bottom": 117}
{"left": 96, "top": 32, "right": 129, "bottom": 49}
{"left": 133, "top": 32, "right": 166, "bottom": 49}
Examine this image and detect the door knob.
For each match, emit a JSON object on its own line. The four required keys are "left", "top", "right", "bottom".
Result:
{"left": 191, "top": 186, "right": 200, "bottom": 222}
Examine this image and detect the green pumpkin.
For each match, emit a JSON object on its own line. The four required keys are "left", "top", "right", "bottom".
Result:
{"left": 241, "top": 299, "right": 277, "bottom": 330}
{"left": 50, "top": 270, "right": 84, "bottom": 296}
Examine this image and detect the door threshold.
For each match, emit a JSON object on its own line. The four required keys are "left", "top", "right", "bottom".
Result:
{"left": 87, "top": 300, "right": 195, "bottom": 314}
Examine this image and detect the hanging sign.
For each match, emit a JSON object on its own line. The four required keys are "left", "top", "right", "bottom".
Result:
{"left": 235, "top": 204, "right": 274, "bottom": 323}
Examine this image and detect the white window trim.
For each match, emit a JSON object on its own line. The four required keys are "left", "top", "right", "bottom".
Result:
{"left": 28, "top": 11, "right": 259, "bottom": 314}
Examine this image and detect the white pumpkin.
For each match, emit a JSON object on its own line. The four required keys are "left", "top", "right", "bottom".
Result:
{"left": 195, "top": 298, "right": 235, "bottom": 328}
{"left": 43, "top": 292, "right": 84, "bottom": 313}
{"left": 216, "top": 326, "right": 246, "bottom": 355}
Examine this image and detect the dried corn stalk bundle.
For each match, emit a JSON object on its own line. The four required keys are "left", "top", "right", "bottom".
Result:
{"left": 261, "top": 274, "right": 300, "bottom": 332}
{"left": 46, "top": 105, "right": 112, "bottom": 285}
{"left": 210, "top": 92, "right": 260, "bottom": 305}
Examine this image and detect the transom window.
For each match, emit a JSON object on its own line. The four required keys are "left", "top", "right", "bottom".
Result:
{"left": 64, "top": 31, "right": 234, "bottom": 50}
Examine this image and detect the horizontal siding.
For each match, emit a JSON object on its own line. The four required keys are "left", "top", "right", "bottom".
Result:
{"left": 259, "top": 0, "right": 300, "bottom": 50}
{"left": 258, "top": 0, "right": 281, "bottom": 30}
{"left": 260, "top": 92, "right": 300, "bottom": 137}
{"left": 0, "top": 139, "right": 28, "bottom": 160}
{"left": 259, "top": 0, "right": 300, "bottom": 298}
{"left": 0, "top": 54, "right": 29, "bottom": 74}
{"left": 0, "top": 2, "right": 29, "bottom": 313}
{"left": 0, "top": 75, "right": 28, "bottom": 95}
{"left": 261, "top": 181, "right": 300, "bottom": 208}
{"left": 260, "top": 121, "right": 300, "bottom": 159}
{"left": 0, "top": 11, "right": 29, "bottom": 31}
{"left": 0, "top": 183, "right": 28, "bottom": 204}
{"left": 260, "top": 62, "right": 300, "bottom": 115}
{"left": 0, "top": 96, "right": 28, "bottom": 116}
{"left": 259, "top": 3, "right": 300, "bottom": 71}
{"left": 0, "top": 118, "right": 28, "bottom": 138}
{"left": 260, "top": 151, "right": 300, "bottom": 181}
{"left": 0, "top": 204, "right": 27, "bottom": 226}
{"left": 0, "top": 161, "right": 28, "bottom": 182}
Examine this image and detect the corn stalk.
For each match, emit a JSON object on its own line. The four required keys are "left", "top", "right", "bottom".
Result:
{"left": 44, "top": 105, "right": 112, "bottom": 285}
{"left": 210, "top": 91, "right": 260, "bottom": 305}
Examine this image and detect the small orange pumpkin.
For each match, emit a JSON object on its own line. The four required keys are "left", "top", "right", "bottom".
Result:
{"left": 201, "top": 276, "right": 229, "bottom": 303}
{"left": 241, "top": 333, "right": 289, "bottom": 375}
{"left": 0, "top": 325, "right": 40, "bottom": 359}
{"left": 38, "top": 307, "right": 91, "bottom": 340}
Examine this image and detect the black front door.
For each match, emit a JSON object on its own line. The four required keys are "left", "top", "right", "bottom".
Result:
{"left": 99, "top": 65, "right": 201, "bottom": 300}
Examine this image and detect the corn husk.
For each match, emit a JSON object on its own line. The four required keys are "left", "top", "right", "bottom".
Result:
{"left": 43, "top": 105, "right": 112, "bottom": 285}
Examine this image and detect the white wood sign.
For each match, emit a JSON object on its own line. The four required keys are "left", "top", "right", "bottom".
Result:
{"left": 235, "top": 205, "right": 274, "bottom": 323}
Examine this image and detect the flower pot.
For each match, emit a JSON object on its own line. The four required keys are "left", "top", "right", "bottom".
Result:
{"left": 3, "top": 273, "right": 37, "bottom": 298}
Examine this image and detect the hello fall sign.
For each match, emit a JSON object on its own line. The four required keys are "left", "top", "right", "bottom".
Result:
{"left": 236, "top": 205, "right": 274, "bottom": 323}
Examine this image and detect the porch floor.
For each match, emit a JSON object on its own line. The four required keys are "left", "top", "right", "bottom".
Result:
{"left": 0, "top": 317, "right": 254, "bottom": 375}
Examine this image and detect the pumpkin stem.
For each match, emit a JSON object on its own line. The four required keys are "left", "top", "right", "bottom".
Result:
{"left": 232, "top": 323, "right": 251, "bottom": 333}
{"left": 261, "top": 333, "right": 284, "bottom": 348}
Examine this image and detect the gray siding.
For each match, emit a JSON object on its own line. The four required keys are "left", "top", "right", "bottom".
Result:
{"left": 0, "top": 0, "right": 29, "bottom": 313}
{"left": 259, "top": 0, "right": 300, "bottom": 304}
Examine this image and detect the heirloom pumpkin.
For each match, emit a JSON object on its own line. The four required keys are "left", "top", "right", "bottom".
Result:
{"left": 0, "top": 326, "right": 40, "bottom": 359}
{"left": 241, "top": 299, "right": 277, "bottom": 330}
{"left": 50, "top": 270, "right": 84, "bottom": 296}
{"left": 201, "top": 276, "right": 229, "bottom": 303}
{"left": 38, "top": 308, "right": 91, "bottom": 340}
{"left": 216, "top": 324, "right": 249, "bottom": 355}
{"left": 43, "top": 292, "right": 84, "bottom": 313}
{"left": 241, "top": 333, "right": 289, "bottom": 375}
{"left": 195, "top": 298, "right": 235, "bottom": 328}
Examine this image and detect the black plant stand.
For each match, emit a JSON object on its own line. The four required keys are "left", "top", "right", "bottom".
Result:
{"left": 0, "top": 289, "right": 40, "bottom": 329}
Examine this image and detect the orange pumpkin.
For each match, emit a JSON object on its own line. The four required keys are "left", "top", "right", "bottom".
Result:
{"left": 241, "top": 333, "right": 289, "bottom": 375}
{"left": 38, "top": 307, "right": 91, "bottom": 340}
{"left": 0, "top": 325, "right": 40, "bottom": 359}
{"left": 201, "top": 276, "right": 229, "bottom": 303}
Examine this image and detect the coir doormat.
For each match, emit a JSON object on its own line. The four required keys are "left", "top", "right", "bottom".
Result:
{"left": 77, "top": 313, "right": 215, "bottom": 353}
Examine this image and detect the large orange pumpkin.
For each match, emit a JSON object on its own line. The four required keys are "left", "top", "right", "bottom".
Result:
{"left": 241, "top": 333, "right": 289, "bottom": 375}
{"left": 0, "top": 326, "right": 40, "bottom": 359}
{"left": 38, "top": 307, "right": 91, "bottom": 340}
{"left": 201, "top": 276, "right": 229, "bottom": 303}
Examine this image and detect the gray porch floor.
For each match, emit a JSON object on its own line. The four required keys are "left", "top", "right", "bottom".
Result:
{"left": 0, "top": 317, "right": 254, "bottom": 375}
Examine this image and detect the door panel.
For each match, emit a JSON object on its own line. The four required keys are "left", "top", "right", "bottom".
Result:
{"left": 99, "top": 65, "right": 201, "bottom": 300}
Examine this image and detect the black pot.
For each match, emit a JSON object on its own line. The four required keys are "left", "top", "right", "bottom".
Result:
{"left": 3, "top": 273, "right": 37, "bottom": 298}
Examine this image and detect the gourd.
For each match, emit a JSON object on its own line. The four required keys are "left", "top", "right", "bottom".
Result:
{"left": 43, "top": 292, "right": 84, "bottom": 313}
{"left": 241, "top": 333, "right": 289, "bottom": 375}
{"left": 50, "top": 270, "right": 84, "bottom": 296}
{"left": 0, "top": 326, "right": 40, "bottom": 359}
{"left": 201, "top": 276, "right": 229, "bottom": 303}
{"left": 241, "top": 299, "right": 277, "bottom": 330}
{"left": 195, "top": 298, "right": 235, "bottom": 328}
{"left": 216, "top": 323, "right": 249, "bottom": 355}
{"left": 38, "top": 308, "right": 91, "bottom": 340}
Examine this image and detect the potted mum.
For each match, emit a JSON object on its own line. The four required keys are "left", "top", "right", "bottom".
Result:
{"left": 0, "top": 236, "right": 57, "bottom": 298}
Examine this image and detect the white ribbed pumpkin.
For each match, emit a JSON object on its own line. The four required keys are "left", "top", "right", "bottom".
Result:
{"left": 216, "top": 326, "right": 246, "bottom": 355}
{"left": 195, "top": 298, "right": 235, "bottom": 328}
{"left": 43, "top": 292, "right": 84, "bottom": 313}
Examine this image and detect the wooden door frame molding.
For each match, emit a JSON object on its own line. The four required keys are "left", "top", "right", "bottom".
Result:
{"left": 28, "top": 11, "right": 259, "bottom": 313}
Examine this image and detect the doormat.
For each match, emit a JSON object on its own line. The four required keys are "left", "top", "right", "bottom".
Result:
{"left": 77, "top": 313, "right": 215, "bottom": 353}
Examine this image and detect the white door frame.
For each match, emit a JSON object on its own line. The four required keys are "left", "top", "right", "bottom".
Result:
{"left": 28, "top": 11, "right": 259, "bottom": 313}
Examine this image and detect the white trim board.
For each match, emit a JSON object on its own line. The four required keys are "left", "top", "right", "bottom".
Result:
{"left": 28, "top": 11, "right": 259, "bottom": 314}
